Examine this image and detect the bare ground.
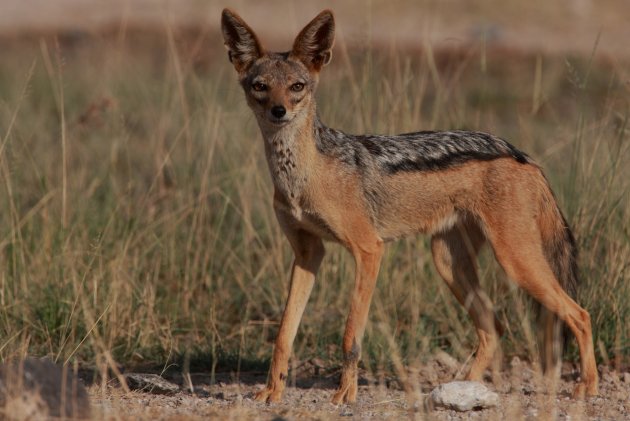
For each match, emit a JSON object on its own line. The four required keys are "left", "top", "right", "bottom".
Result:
{"left": 89, "top": 357, "right": 630, "bottom": 420}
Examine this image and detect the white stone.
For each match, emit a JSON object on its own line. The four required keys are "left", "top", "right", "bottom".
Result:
{"left": 429, "top": 381, "right": 499, "bottom": 411}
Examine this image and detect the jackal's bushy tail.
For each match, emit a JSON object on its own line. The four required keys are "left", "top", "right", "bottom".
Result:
{"left": 538, "top": 188, "right": 580, "bottom": 372}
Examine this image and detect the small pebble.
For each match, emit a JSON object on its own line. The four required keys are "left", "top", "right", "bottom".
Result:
{"left": 339, "top": 407, "right": 353, "bottom": 417}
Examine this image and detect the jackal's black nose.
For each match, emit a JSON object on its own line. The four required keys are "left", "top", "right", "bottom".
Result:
{"left": 271, "top": 106, "right": 286, "bottom": 118}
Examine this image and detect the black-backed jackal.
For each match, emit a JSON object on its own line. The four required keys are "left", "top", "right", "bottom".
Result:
{"left": 221, "top": 9, "right": 599, "bottom": 404}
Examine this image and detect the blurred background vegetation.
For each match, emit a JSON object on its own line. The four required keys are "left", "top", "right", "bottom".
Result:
{"left": 0, "top": 0, "right": 628, "bottom": 380}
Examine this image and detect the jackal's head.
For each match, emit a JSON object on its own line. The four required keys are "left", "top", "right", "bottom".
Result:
{"left": 221, "top": 9, "right": 335, "bottom": 129}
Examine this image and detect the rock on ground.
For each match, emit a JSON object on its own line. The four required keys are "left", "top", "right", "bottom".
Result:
{"left": 0, "top": 357, "right": 91, "bottom": 419}
{"left": 429, "top": 381, "right": 499, "bottom": 411}
{"left": 125, "top": 373, "right": 180, "bottom": 395}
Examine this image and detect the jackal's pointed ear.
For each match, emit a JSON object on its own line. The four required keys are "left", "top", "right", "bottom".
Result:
{"left": 291, "top": 10, "right": 335, "bottom": 72}
{"left": 221, "top": 9, "right": 264, "bottom": 73}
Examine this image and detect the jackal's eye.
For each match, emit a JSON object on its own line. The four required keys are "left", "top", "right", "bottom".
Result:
{"left": 252, "top": 82, "right": 267, "bottom": 92}
{"left": 290, "top": 82, "right": 304, "bottom": 92}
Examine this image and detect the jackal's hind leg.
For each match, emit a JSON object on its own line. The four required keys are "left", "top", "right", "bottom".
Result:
{"left": 254, "top": 229, "right": 325, "bottom": 403}
{"left": 487, "top": 225, "right": 598, "bottom": 398}
{"left": 431, "top": 221, "right": 502, "bottom": 382}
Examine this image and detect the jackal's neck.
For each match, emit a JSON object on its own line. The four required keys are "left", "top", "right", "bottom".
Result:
{"left": 258, "top": 107, "right": 319, "bottom": 202}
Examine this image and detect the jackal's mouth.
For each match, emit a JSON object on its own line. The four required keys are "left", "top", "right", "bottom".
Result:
{"left": 267, "top": 116, "right": 292, "bottom": 126}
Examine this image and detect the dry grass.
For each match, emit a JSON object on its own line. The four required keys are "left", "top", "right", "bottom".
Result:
{"left": 0, "top": 19, "right": 628, "bottom": 394}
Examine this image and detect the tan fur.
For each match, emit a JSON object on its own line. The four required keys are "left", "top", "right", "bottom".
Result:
{"left": 221, "top": 8, "right": 599, "bottom": 404}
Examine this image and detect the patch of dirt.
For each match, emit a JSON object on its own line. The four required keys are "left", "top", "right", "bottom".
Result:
{"left": 89, "top": 357, "right": 630, "bottom": 420}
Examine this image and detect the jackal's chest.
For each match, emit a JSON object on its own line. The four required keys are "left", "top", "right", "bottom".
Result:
{"left": 273, "top": 192, "right": 339, "bottom": 242}
{"left": 266, "top": 151, "right": 333, "bottom": 239}
{"left": 264, "top": 136, "right": 306, "bottom": 201}
{"left": 263, "top": 129, "right": 339, "bottom": 241}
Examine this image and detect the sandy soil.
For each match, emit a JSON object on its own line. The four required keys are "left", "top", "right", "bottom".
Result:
{"left": 89, "top": 357, "right": 630, "bottom": 420}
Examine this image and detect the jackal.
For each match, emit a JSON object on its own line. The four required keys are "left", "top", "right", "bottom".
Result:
{"left": 221, "top": 9, "right": 598, "bottom": 404}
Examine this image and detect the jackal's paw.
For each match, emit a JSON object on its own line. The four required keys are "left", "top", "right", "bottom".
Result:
{"left": 331, "top": 382, "right": 357, "bottom": 405}
{"left": 572, "top": 381, "right": 598, "bottom": 399}
{"left": 254, "top": 386, "right": 283, "bottom": 403}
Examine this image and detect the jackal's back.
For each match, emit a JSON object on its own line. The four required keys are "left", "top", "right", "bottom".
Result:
{"left": 316, "top": 123, "right": 531, "bottom": 173}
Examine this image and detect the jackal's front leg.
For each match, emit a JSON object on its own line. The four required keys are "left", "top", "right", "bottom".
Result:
{"left": 331, "top": 239, "right": 384, "bottom": 405}
{"left": 254, "top": 230, "right": 324, "bottom": 403}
